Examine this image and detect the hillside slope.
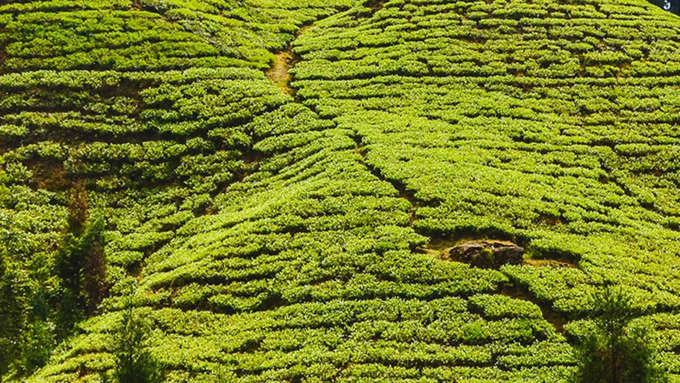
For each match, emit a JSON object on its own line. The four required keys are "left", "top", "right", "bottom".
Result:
{"left": 0, "top": 0, "right": 679, "bottom": 381}
{"left": 292, "top": 0, "right": 680, "bottom": 325}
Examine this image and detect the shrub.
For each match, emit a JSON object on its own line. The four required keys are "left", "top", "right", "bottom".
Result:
{"left": 571, "top": 286, "right": 668, "bottom": 383}
{"left": 14, "top": 320, "right": 57, "bottom": 376}
{"left": 103, "top": 293, "right": 164, "bottom": 383}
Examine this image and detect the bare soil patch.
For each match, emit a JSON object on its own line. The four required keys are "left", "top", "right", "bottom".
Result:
{"left": 266, "top": 51, "right": 295, "bottom": 95}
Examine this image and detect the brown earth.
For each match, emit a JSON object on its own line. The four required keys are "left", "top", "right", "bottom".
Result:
{"left": 266, "top": 51, "right": 295, "bottom": 95}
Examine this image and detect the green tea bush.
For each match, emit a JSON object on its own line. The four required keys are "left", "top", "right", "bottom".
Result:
{"left": 8, "top": 0, "right": 680, "bottom": 381}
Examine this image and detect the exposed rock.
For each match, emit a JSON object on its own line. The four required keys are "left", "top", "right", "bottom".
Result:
{"left": 446, "top": 240, "right": 524, "bottom": 269}
{"left": 365, "top": 0, "right": 386, "bottom": 11}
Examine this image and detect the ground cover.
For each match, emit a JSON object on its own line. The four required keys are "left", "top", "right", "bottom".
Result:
{"left": 0, "top": 0, "right": 678, "bottom": 381}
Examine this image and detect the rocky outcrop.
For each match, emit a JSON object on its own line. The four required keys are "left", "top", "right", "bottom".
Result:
{"left": 445, "top": 240, "right": 524, "bottom": 269}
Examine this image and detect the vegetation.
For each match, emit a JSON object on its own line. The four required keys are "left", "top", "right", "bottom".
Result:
{"left": 572, "top": 287, "right": 668, "bottom": 383}
{"left": 0, "top": 254, "right": 55, "bottom": 379}
{"left": 102, "top": 290, "right": 164, "bottom": 383}
{"left": 54, "top": 212, "right": 107, "bottom": 339}
{"left": 0, "top": 208, "right": 106, "bottom": 379}
{"left": 0, "top": 0, "right": 678, "bottom": 382}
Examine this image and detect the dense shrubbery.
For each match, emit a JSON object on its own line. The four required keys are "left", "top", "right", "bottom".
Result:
{"left": 0, "top": 210, "right": 107, "bottom": 379}
{"left": 54, "top": 212, "right": 107, "bottom": 339}
{"left": 0, "top": 199, "right": 61, "bottom": 378}
{"left": 0, "top": 253, "right": 53, "bottom": 378}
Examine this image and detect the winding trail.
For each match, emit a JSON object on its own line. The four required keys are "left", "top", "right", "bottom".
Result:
{"left": 266, "top": 51, "right": 295, "bottom": 95}
{"left": 265, "top": 25, "right": 313, "bottom": 96}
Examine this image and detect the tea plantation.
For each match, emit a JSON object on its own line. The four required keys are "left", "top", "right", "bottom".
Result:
{"left": 1, "top": 0, "right": 680, "bottom": 382}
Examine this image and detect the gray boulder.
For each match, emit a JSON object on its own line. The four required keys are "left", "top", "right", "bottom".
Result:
{"left": 446, "top": 240, "right": 524, "bottom": 269}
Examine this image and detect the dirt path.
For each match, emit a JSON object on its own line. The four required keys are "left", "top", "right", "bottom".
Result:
{"left": 266, "top": 50, "right": 295, "bottom": 95}
{"left": 265, "top": 24, "right": 315, "bottom": 96}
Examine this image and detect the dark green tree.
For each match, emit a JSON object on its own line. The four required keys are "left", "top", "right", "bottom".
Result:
{"left": 103, "top": 291, "right": 164, "bottom": 383}
{"left": 572, "top": 286, "right": 668, "bottom": 383}
{"left": 0, "top": 228, "right": 57, "bottom": 379}
{"left": 54, "top": 213, "right": 107, "bottom": 338}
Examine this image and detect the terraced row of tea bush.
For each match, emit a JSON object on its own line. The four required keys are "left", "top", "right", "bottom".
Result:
{"left": 0, "top": 0, "right": 357, "bottom": 379}
{"left": 31, "top": 102, "right": 576, "bottom": 381}
{"left": 291, "top": 0, "right": 680, "bottom": 310}
{"left": 290, "top": 0, "right": 680, "bottom": 375}
{"left": 0, "top": 0, "right": 678, "bottom": 381}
